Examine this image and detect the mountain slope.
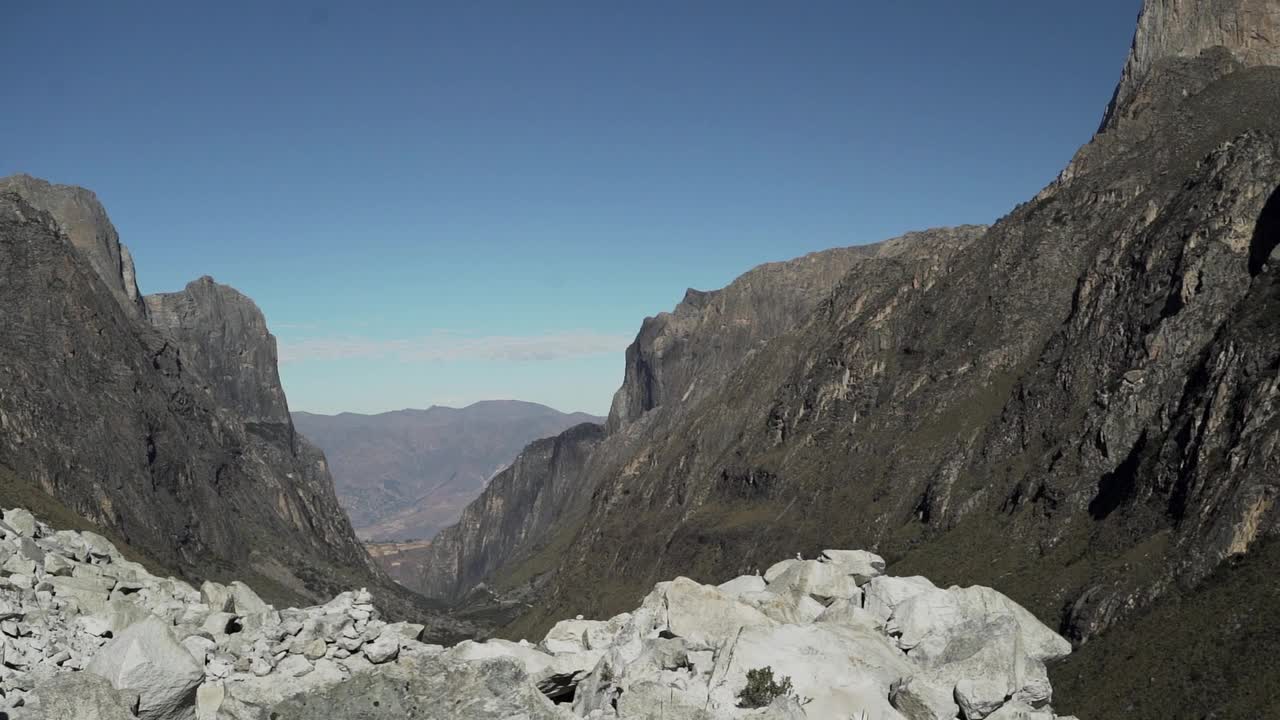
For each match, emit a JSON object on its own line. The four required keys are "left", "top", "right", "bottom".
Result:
{"left": 508, "top": 42, "right": 1280, "bottom": 641}
{"left": 292, "top": 401, "right": 603, "bottom": 542}
{"left": 0, "top": 176, "right": 462, "bottom": 638}
{"left": 422, "top": 2, "right": 1279, "bottom": 715}
{"left": 410, "top": 228, "right": 986, "bottom": 602}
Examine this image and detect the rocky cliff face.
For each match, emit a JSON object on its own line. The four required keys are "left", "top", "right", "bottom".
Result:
{"left": 423, "top": 3, "right": 1279, "bottom": 716}
{"left": 1102, "top": 0, "right": 1280, "bottom": 130}
{"left": 606, "top": 231, "right": 985, "bottom": 433}
{"left": 413, "top": 423, "right": 608, "bottom": 601}
{"left": 408, "top": 231, "right": 983, "bottom": 603}
{"left": 0, "top": 174, "right": 146, "bottom": 319}
{"left": 145, "top": 278, "right": 291, "bottom": 426}
{"left": 0, "top": 178, "right": 455, "bottom": 635}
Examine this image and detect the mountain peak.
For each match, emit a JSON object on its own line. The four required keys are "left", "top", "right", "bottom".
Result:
{"left": 0, "top": 173, "right": 147, "bottom": 318}
{"left": 1102, "top": 0, "right": 1280, "bottom": 129}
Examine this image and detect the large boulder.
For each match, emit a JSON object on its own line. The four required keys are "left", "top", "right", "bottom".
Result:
{"left": 31, "top": 672, "right": 141, "bottom": 720}
{"left": 199, "top": 582, "right": 233, "bottom": 613}
{"left": 889, "top": 616, "right": 1054, "bottom": 720}
{"left": 85, "top": 616, "right": 205, "bottom": 720}
{"left": 638, "top": 577, "right": 777, "bottom": 649}
{"left": 737, "top": 590, "right": 826, "bottom": 625}
{"left": 228, "top": 581, "right": 271, "bottom": 615}
{"left": 767, "top": 559, "right": 862, "bottom": 603}
{"left": 446, "top": 638, "right": 595, "bottom": 700}
{"left": 574, "top": 636, "right": 714, "bottom": 717}
{"left": 2, "top": 509, "right": 37, "bottom": 538}
{"left": 890, "top": 586, "right": 1071, "bottom": 666}
{"left": 706, "top": 623, "right": 914, "bottom": 718}
{"left": 863, "top": 575, "right": 938, "bottom": 624}
{"left": 820, "top": 549, "right": 886, "bottom": 584}
{"left": 717, "top": 574, "right": 768, "bottom": 598}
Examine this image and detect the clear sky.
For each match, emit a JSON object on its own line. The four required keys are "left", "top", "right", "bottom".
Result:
{"left": 3, "top": 1, "right": 1142, "bottom": 416}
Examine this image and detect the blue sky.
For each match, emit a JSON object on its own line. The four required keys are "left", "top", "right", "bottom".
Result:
{"left": 3, "top": 1, "right": 1141, "bottom": 415}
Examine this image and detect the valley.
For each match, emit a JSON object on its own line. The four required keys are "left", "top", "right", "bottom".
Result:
{"left": 1, "top": 1, "right": 1277, "bottom": 718}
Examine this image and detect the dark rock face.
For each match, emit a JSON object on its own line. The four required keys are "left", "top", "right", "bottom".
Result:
{"left": 292, "top": 401, "right": 604, "bottom": 542}
{"left": 0, "top": 179, "right": 456, "bottom": 635}
{"left": 145, "top": 278, "right": 291, "bottom": 425}
{"left": 0, "top": 174, "right": 146, "bottom": 319}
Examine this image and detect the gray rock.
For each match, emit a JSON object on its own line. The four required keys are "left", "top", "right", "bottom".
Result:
{"left": 2, "top": 510, "right": 36, "bottom": 538}
{"left": 228, "top": 582, "right": 271, "bottom": 616}
{"left": 86, "top": 615, "right": 205, "bottom": 720}
{"left": 267, "top": 655, "right": 571, "bottom": 720}
{"left": 32, "top": 672, "right": 141, "bottom": 720}
{"left": 198, "top": 582, "right": 233, "bottom": 613}
{"left": 820, "top": 549, "right": 886, "bottom": 584}
{"left": 363, "top": 632, "right": 400, "bottom": 664}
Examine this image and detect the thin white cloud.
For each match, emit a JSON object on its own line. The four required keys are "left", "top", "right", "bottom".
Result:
{"left": 278, "top": 331, "right": 630, "bottom": 364}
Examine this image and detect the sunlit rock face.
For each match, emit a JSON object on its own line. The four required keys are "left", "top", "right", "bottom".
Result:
{"left": 1102, "top": 0, "right": 1280, "bottom": 130}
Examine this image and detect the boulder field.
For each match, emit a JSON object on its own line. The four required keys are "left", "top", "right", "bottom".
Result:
{"left": 0, "top": 508, "right": 1077, "bottom": 719}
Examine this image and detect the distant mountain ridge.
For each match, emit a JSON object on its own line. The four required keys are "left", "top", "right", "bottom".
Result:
{"left": 292, "top": 400, "right": 603, "bottom": 542}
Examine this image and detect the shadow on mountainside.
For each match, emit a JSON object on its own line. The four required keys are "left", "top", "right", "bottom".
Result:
{"left": 1050, "top": 538, "right": 1280, "bottom": 719}
{"left": 1248, "top": 185, "right": 1280, "bottom": 276}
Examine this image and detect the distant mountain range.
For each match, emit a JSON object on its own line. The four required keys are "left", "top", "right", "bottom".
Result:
{"left": 292, "top": 401, "right": 603, "bottom": 542}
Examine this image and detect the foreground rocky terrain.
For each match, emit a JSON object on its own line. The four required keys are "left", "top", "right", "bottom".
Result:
{"left": 293, "top": 401, "right": 602, "bottom": 543}
{"left": 409, "top": 2, "right": 1280, "bottom": 716}
{"left": 3, "top": 505, "right": 1077, "bottom": 720}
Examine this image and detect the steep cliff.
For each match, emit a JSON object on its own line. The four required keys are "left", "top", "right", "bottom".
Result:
{"left": 0, "top": 179, "right": 461, "bottom": 637}
{"left": 0, "top": 174, "right": 146, "bottom": 319}
{"left": 606, "top": 231, "right": 985, "bottom": 433}
{"left": 411, "top": 229, "right": 985, "bottom": 602}
{"left": 145, "top": 277, "right": 292, "bottom": 425}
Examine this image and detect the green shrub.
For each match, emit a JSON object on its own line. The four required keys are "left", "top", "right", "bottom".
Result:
{"left": 737, "top": 666, "right": 795, "bottom": 708}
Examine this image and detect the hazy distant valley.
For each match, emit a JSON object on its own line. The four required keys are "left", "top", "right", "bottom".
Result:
{"left": 293, "top": 401, "right": 603, "bottom": 542}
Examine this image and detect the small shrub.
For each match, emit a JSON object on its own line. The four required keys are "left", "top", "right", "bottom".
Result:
{"left": 737, "top": 666, "right": 795, "bottom": 708}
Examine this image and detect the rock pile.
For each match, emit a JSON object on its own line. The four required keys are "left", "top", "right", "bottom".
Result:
{"left": 0, "top": 508, "right": 1081, "bottom": 719}
{"left": 466, "top": 550, "right": 1080, "bottom": 720}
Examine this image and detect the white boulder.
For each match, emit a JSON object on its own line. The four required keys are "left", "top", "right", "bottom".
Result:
{"left": 85, "top": 615, "right": 205, "bottom": 720}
